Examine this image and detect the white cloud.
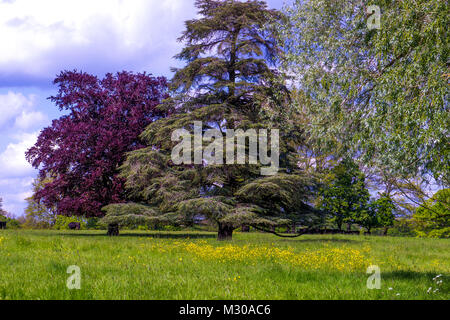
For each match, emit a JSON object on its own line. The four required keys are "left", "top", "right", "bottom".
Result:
{"left": 0, "top": 131, "right": 38, "bottom": 179}
{"left": 0, "top": 91, "right": 35, "bottom": 127}
{"left": 0, "top": 0, "right": 197, "bottom": 84}
{"left": 0, "top": 132, "right": 38, "bottom": 216}
{"left": 14, "top": 110, "right": 47, "bottom": 130}
{"left": 0, "top": 176, "right": 34, "bottom": 216}
{"left": 0, "top": 91, "right": 47, "bottom": 130}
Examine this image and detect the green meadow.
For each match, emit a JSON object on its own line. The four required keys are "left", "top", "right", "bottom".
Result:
{"left": 0, "top": 230, "right": 448, "bottom": 300}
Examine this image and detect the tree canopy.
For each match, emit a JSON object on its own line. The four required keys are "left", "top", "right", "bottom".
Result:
{"left": 319, "top": 158, "right": 370, "bottom": 231}
{"left": 413, "top": 189, "right": 450, "bottom": 238}
{"left": 23, "top": 177, "right": 57, "bottom": 229}
{"left": 103, "top": 0, "right": 319, "bottom": 239}
{"left": 26, "top": 71, "right": 168, "bottom": 217}
{"left": 19, "top": 0, "right": 447, "bottom": 238}
{"left": 279, "top": 0, "right": 449, "bottom": 186}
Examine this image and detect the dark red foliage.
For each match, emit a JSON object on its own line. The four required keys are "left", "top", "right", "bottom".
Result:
{"left": 26, "top": 70, "right": 168, "bottom": 217}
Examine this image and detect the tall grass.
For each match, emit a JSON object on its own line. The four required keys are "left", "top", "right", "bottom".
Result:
{"left": 0, "top": 230, "right": 448, "bottom": 299}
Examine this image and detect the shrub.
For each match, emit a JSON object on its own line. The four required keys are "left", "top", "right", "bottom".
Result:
{"left": 0, "top": 215, "right": 21, "bottom": 229}
{"left": 387, "top": 218, "right": 416, "bottom": 237}
{"left": 53, "top": 215, "right": 86, "bottom": 230}
{"left": 86, "top": 217, "right": 101, "bottom": 230}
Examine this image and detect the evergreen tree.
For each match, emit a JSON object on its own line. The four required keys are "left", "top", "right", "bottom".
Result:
{"left": 104, "top": 0, "right": 318, "bottom": 239}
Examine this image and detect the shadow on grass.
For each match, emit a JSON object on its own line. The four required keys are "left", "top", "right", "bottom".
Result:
{"left": 277, "top": 237, "right": 363, "bottom": 244}
{"left": 49, "top": 231, "right": 217, "bottom": 239}
{"left": 30, "top": 230, "right": 363, "bottom": 242}
{"left": 382, "top": 270, "right": 445, "bottom": 280}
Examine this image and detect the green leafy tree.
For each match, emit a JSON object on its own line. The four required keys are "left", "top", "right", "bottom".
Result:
{"left": 355, "top": 207, "right": 377, "bottom": 235}
{"left": 105, "top": 0, "right": 318, "bottom": 239}
{"left": 360, "top": 194, "right": 396, "bottom": 234}
{"left": 373, "top": 195, "right": 396, "bottom": 235}
{"left": 413, "top": 189, "right": 450, "bottom": 238}
{"left": 319, "top": 159, "right": 370, "bottom": 231}
{"left": 23, "top": 177, "right": 57, "bottom": 229}
{"left": 279, "top": 0, "right": 449, "bottom": 186}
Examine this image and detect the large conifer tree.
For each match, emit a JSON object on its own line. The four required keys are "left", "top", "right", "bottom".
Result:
{"left": 104, "top": 0, "right": 318, "bottom": 239}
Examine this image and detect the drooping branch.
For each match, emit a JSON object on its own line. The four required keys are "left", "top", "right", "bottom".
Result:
{"left": 250, "top": 224, "right": 311, "bottom": 238}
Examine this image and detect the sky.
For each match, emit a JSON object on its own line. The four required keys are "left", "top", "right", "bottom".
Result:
{"left": 0, "top": 0, "right": 287, "bottom": 216}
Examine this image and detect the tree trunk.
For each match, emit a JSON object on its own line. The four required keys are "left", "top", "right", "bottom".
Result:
{"left": 383, "top": 226, "right": 389, "bottom": 236}
{"left": 218, "top": 223, "right": 234, "bottom": 241}
{"left": 347, "top": 223, "right": 352, "bottom": 232}
{"left": 107, "top": 223, "right": 119, "bottom": 236}
{"left": 289, "top": 222, "right": 296, "bottom": 234}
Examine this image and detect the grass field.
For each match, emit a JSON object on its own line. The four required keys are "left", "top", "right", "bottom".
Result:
{"left": 0, "top": 229, "right": 448, "bottom": 300}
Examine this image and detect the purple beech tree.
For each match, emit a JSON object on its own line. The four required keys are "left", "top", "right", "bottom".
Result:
{"left": 26, "top": 70, "right": 168, "bottom": 229}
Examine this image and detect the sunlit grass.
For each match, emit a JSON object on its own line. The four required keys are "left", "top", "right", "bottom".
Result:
{"left": 0, "top": 230, "right": 448, "bottom": 299}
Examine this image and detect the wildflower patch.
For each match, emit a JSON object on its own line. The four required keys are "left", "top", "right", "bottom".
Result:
{"left": 146, "top": 240, "right": 373, "bottom": 271}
